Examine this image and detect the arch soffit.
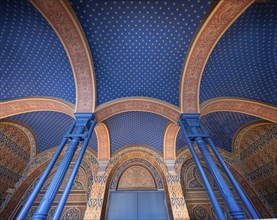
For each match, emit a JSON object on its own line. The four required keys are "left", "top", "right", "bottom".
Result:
{"left": 180, "top": 0, "right": 254, "bottom": 113}
{"left": 94, "top": 97, "right": 180, "bottom": 123}
{"left": 200, "top": 98, "right": 277, "bottom": 123}
{"left": 0, "top": 97, "right": 75, "bottom": 119}
{"left": 106, "top": 146, "right": 168, "bottom": 179}
{"left": 30, "top": 0, "right": 96, "bottom": 112}
{"left": 163, "top": 123, "right": 180, "bottom": 160}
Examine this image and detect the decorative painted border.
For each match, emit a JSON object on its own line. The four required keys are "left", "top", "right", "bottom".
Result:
{"left": 175, "top": 148, "right": 271, "bottom": 217}
{"left": 95, "top": 97, "right": 180, "bottom": 123}
{"left": 180, "top": 0, "right": 254, "bottom": 113}
{"left": 163, "top": 123, "right": 180, "bottom": 160}
{"left": 200, "top": 98, "right": 277, "bottom": 123}
{"left": 110, "top": 159, "right": 164, "bottom": 190}
{"left": 95, "top": 123, "right": 110, "bottom": 160}
{"left": 232, "top": 120, "right": 272, "bottom": 155}
{"left": 0, "top": 147, "right": 98, "bottom": 219}
{"left": 0, "top": 97, "right": 75, "bottom": 119}
{"left": 0, "top": 120, "right": 37, "bottom": 159}
{"left": 30, "top": 0, "right": 96, "bottom": 112}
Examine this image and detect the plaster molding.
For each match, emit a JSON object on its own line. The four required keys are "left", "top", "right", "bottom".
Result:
{"left": 30, "top": 0, "right": 96, "bottom": 112}
{"left": 200, "top": 98, "right": 277, "bottom": 123}
{"left": 180, "top": 0, "right": 254, "bottom": 113}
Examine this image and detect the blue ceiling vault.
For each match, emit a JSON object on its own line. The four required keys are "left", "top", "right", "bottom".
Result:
{"left": 0, "top": 1, "right": 275, "bottom": 157}
{"left": 200, "top": 0, "right": 277, "bottom": 105}
{"left": 201, "top": 112, "right": 258, "bottom": 152}
{"left": 8, "top": 112, "right": 74, "bottom": 153}
{"left": 69, "top": 0, "right": 213, "bottom": 106}
{"left": 104, "top": 111, "right": 169, "bottom": 154}
{"left": 0, "top": 0, "right": 76, "bottom": 103}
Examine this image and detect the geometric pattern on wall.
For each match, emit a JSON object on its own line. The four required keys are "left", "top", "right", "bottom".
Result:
{"left": 105, "top": 111, "right": 169, "bottom": 154}
{"left": 24, "top": 165, "right": 89, "bottom": 220}
{"left": 201, "top": 111, "right": 258, "bottom": 152}
{"left": 180, "top": 158, "right": 248, "bottom": 220}
{"left": 117, "top": 165, "right": 156, "bottom": 190}
{"left": 0, "top": 122, "right": 33, "bottom": 206}
{"left": 235, "top": 122, "right": 277, "bottom": 217}
{"left": 200, "top": 1, "right": 277, "bottom": 105}
{"left": 69, "top": 0, "right": 213, "bottom": 106}
{"left": 0, "top": 1, "right": 75, "bottom": 104}
{"left": 110, "top": 157, "right": 164, "bottom": 190}
{"left": 8, "top": 112, "right": 74, "bottom": 153}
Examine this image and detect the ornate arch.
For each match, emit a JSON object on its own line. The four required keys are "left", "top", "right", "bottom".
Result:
{"left": 0, "top": 97, "right": 75, "bottom": 119}
{"left": 200, "top": 98, "right": 277, "bottom": 123}
{"left": 85, "top": 145, "right": 189, "bottom": 220}
{"left": 163, "top": 123, "right": 180, "bottom": 160}
{"left": 180, "top": 0, "right": 254, "bottom": 113}
{"left": 30, "top": 0, "right": 96, "bottom": 112}
{"left": 94, "top": 97, "right": 180, "bottom": 123}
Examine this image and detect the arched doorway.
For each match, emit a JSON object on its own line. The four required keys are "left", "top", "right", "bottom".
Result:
{"left": 104, "top": 147, "right": 171, "bottom": 220}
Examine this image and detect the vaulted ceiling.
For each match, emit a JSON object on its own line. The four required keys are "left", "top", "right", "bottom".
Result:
{"left": 0, "top": 0, "right": 276, "bottom": 211}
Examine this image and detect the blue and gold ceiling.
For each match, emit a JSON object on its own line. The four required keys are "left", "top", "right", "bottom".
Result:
{"left": 69, "top": 0, "right": 213, "bottom": 106}
{"left": 201, "top": 0, "right": 277, "bottom": 106}
{"left": 0, "top": 0, "right": 276, "bottom": 171}
{"left": 0, "top": 0, "right": 76, "bottom": 103}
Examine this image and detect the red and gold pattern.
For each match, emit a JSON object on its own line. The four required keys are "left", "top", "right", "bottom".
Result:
{"left": 118, "top": 166, "right": 156, "bottom": 190}
{"left": 233, "top": 121, "right": 276, "bottom": 217}
{"left": 95, "top": 123, "right": 110, "bottom": 160}
{"left": 0, "top": 122, "right": 35, "bottom": 206}
{"left": 85, "top": 146, "right": 189, "bottom": 219}
{"left": 164, "top": 123, "right": 180, "bottom": 160}
{"left": 0, "top": 98, "right": 74, "bottom": 119}
{"left": 0, "top": 147, "right": 97, "bottom": 219}
{"left": 95, "top": 97, "right": 180, "bottom": 123}
{"left": 180, "top": 0, "right": 254, "bottom": 113}
{"left": 201, "top": 98, "right": 277, "bottom": 123}
{"left": 30, "top": 0, "right": 96, "bottom": 112}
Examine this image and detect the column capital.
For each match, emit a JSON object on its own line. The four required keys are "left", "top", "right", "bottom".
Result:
{"left": 164, "top": 160, "right": 176, "bottom": 173}
{"left": 98, "top": 160, "right": 109, "bottom": 173}
{"left": 74, "top": 113, "right": 95, "bottom": 128}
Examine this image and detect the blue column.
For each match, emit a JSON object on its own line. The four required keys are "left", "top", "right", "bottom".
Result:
{"left": 180, "top": 114, "right": 245, "bottom": 220}
{"left": 32, "top": 113, "right": 94, "bottom": 220}
{"left": 52, "top": 116, "right": 96, "bottom": 219}
{"left": 16, "top": 122, "right": 76, "bottom": 220}
{"left": 179, "top": 120, "right": 226, "bottom": 220}
{"left": 179, "top": 118, "right": 225, "bottom": 220}
{"left": 200, "top": 121, "right": 259, "bottom": 219}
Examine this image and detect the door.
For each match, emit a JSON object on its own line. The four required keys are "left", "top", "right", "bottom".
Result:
{"left": 107, "top": 191, "right": 169, "bottom": 220}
